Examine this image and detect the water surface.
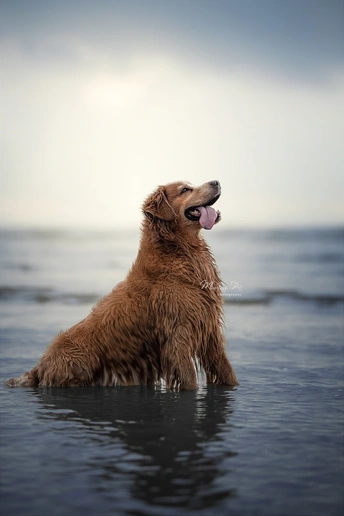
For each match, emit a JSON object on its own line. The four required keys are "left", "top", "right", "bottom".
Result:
{"left": 1, "top": 228, "right": 343, "bottom": 515}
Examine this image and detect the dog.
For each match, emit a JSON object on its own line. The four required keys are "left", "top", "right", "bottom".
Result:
{"left": 6, "top": 180, "right": 238, "bottom": 389}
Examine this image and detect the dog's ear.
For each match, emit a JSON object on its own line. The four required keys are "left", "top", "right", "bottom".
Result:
{"left": 143, "top": 187, "right": 176, "bottom": 221}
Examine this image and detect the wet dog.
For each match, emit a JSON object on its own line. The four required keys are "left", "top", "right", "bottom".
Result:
{"left": 6, "top": 180, "right": 238, "bottom": 389}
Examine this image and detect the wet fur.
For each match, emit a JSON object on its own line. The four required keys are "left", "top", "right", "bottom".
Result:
{"left": 6, "top": 181, "right": 238, "bottom": 389}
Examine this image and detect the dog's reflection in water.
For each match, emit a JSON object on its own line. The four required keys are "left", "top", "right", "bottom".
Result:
{"left": 34, "top": 385, "right": 237, "bottom": 510}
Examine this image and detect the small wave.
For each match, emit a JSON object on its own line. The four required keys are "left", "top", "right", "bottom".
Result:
{"left": 224, "top": 289, "right": 344, "bottom": 306}
{"left": 0, "top": 228, "right": 139, "bottom": 242}
{"left": 3, "top": 262, "right": 34, "bottom": 271}
{"left": 294, "top": 252, "right": 344, "bottom": 264}
{"left": 0, "top": 286, "right": 99, "bottom": 305}
{"left": 213, "top": 227, "right": 344, "bottom": 243}
{"left": 262, "top": 227, "right": 344, "bottom": 243}
{"left": 1, "top": 286, "right": 343, "bottom": 308}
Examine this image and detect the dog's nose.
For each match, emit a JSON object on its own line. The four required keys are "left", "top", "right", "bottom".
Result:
{"left": 209, "top": 180, "right": 220, "bottom": 188}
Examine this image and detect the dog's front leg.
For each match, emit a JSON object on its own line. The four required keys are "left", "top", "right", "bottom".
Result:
{"left": 201, "top": 333, "right": 239, "bottom": 386}
{"left": 161, "top": 338, "right": 198, "bottom": 390}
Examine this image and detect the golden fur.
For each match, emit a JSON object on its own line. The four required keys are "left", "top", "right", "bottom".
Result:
{"left": 6, "top": 180, "right": 238, "bottom": 389}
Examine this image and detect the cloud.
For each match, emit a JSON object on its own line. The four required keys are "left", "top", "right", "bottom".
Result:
{"left": 0, "top": 1, "right": 343, "bottom": 228}
{"left": 1, "top": 0, "right": 343, "bottom": 84}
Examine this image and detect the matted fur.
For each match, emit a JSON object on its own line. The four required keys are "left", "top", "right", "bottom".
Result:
{"left": 6, "top": 180, "right": 238, "bottom": 390}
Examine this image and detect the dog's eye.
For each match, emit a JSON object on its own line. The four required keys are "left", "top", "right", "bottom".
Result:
{"left": 181, "top": 187, "right": 191, "bottom": 194}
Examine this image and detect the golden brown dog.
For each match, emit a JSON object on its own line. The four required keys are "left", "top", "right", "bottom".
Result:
{"left": 6, "top": 180, "right": 238, "bottom": 389}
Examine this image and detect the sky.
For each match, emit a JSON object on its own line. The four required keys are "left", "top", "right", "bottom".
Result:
{"left": 0, "top": 0, "right": 343, "bottom": 228}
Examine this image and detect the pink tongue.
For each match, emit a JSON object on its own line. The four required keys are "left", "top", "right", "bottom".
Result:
{"left": 198, "top": 206, "right": 218, "bottom": 230}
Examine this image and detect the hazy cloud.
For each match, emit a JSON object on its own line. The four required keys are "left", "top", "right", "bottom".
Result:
{"left": 1, "top": 0, "right": 343, "bottom": 83}
{"left": 0, "top": 0, "right": 343, "bottom": 228}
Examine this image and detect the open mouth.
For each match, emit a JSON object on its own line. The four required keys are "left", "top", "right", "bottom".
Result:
{"left": 184, "top": 193, "right": 221, "bottom": 230}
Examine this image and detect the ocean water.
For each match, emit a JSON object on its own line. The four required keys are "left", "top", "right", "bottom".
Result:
{"left": 0, "top": 227, "right": 343, "bottom": 516}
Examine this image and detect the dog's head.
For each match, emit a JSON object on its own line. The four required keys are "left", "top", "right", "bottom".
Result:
{"left": 143, "top": 180, "right": 222, "bottom": 234}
